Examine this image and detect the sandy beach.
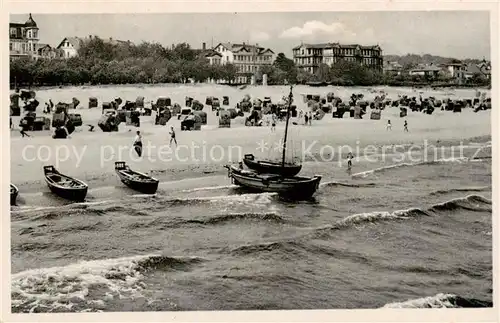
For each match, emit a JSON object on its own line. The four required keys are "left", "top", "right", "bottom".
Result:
{"left": 10, "top": 84, "right": 493, "bottom": 313}
{"left": 10, "top": 84, "right": 491, "bottom": 192}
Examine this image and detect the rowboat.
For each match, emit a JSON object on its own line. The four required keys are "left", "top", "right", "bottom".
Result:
{"left": 10, "top": 184, "right": 19, "bottom": 205}
{"left": 43, "top": 166, "right": 88, "bottom": 202}
{"left": 225, "top": 165, "right": 321, "bottom": 200}
{"left": 115, "top": 161, "right": 159, "bottom": 194}
{"left": 243, "top": 153, "right": 302, "bottom": 177}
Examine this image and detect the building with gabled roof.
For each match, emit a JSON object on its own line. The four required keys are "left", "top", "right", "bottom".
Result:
{"left": 56, "top": 35, "right": 133, "bottom": 59}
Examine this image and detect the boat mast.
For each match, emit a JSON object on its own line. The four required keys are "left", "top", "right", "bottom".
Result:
{"left": 281, "top": 85, "right": 293, "bottom": 169}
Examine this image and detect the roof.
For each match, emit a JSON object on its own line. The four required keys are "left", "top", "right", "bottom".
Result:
{"left": 9, "top": 23, "right": 25, "bottom": 28}
{"left": 25, "top": 13, "right": 37, "bottom": 28}
{"left": 293, "top": 43, "right": 381, "bottom": 51}
{"left": 464, "top": 63, "right": 490, "bottom": 75}
{"left": 410, "top": 66, "right": 442, "bottom": 72}
{"left": 204, "top": 50, "right": 222, "bottom": 58}
{"left": 215, "top": 42, "right": 274, "bottom": 55}
{"left": 57, "top": 37, "right": 83, "bottom": 50}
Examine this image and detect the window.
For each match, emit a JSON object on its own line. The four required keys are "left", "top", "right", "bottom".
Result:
{"left": 10, "top": 28, "right": 16, "bottom": 37}
{"left": 33, "top": 30, "right": 38, "bottom": 38}
{"left": 9, "top": 42, "right": 13, "bottom": 51}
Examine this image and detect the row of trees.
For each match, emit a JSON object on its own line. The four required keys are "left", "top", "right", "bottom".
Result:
{"left": 10, "top": 36, "right": 490, "bottom": 88}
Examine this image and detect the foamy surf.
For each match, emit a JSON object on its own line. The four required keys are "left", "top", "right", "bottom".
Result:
{"left": 351, "top": 157, "right": 484, "bottom": 178}
{"left": 314, "top": 194, "right": 491, "bottom": 235}
{"left": 11, "top": 254, "right": 204, "bottom": 313}
{"left": 382, "top": 293, "right": 492, "bottom": 308}
{"left": 180, "top": 184, "right": 238, "bottom": 193}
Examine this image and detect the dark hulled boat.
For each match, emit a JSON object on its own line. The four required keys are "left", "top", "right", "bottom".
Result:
{"left": 243, "top": 153, "right": 302, "bottom": 177}
{"left": 10, "top": 184, "right": 19, "bottom": 205}
{"left": 43, "top": 166, "right": 88, "bottom": 202}
{"left": 226, "top": 165, "right": 321, "bottom": 200}
{"left": 115, "top": 161, "right": 159, "bottom": 194}
{"left": 226, "top": 85, "right": 322, "bottom": 200}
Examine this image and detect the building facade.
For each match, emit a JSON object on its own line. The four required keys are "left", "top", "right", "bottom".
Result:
{"left": 9, "top": 14, "right": 40, "bottom": 61}
{"left": 56, "top": 37, "right": 83, "bottom": 58}
{"left": 213, "top": 42, "right": 275, "bottom": 83}
{"left": 292, "top": 43, "right": 383, "bottom": 74}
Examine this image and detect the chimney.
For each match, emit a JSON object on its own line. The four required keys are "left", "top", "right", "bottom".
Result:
{"left": 243, "top": 42, "right": 245, "bottom": 46}
{"left": 202, "top": 42, "right": 206, "bottom": 50}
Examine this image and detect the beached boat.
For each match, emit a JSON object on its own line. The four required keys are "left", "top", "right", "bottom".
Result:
{"left": 243, "top": 153, "right": 302, "bottom": 177}
{"left": 226, "top": 85, "right": 322, "bottom": 200}
{"left": 43, "top": 166, "right": 88, "bottom": 202}
{"left": 115, "top": 161, "right": 159, "bottom": 194}
{"left": 10, "top": 184, "right": 19, "bottom": 205}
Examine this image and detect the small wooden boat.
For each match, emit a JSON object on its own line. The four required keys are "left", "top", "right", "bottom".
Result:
{"left": 243, "top": 154, "right": 302, "bottom": 177}
{"left": 225, "top": 165, "right": 321, "bottom": 200}
{"left": 115, "top": 161, "right": 159, "bottom": 194}
{"left": 10, "top": 184, "right": 19, "bottom": 205}
{"left": 225, "top": 85, "right": 322, "bottom": 200}
{"left": 43, "top": 166, "right": 88, "bottom": 202}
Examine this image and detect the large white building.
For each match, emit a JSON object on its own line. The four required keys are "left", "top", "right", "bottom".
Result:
{"left": 213, "top": 42, "right": 275, "bottom": 83}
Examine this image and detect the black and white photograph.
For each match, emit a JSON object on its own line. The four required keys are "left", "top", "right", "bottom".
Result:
{"left": 3, "top": 1, "right": 497, "bottom": 321}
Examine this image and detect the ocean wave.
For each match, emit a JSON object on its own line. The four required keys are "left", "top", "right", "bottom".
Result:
{"left": 319, "top": 181, "right": 377, "bottom": 188}
{"left": 163, "top": 192, "right": 277, "bottom": 207}
{"left": 128, "top": 212, "right": 285, "bottom": 230}
{"left": 11, "top": 254, "right": 204, "bottom": 313}
{"left": 313, "top": 194, "right": 491, "bottom": 236}
{"left": 382, "top": 293, "right": 492, "bottom": 308}
{"left": 180, "top": 184, "right": 238, "bottom": 193}
{"left": 351, "top": 157, "right": 486, "bottom": 178}
{"left": 430, "top": 194, "right": 492, "bottom": 212}
{"left": 430, "top": 186, "right": 490, "bottom": 196}
{"left": 186, "top": 212, "right": 285, "bottom": 226}
{"left": 230, "top": 240, "right": 302, "bottom": 257}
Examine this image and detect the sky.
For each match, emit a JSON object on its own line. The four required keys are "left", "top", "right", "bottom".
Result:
{"left": 10, "top": 11, "right": 491, "bottom": 59}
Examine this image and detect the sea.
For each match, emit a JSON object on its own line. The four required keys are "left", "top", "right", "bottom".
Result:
{"left": 10, "top": 139, "right": 493, "bottom": 313}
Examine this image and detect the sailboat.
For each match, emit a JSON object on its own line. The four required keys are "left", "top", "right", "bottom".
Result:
{"left": 225, "top": 85, "right": 322, "bottom": 200}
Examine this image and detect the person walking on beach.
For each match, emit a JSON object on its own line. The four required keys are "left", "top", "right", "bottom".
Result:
{"left": 308, "top": 112, "right": 312, "bottom": 126}
{"left": 169, "top": 126, "right": 177, "bottom": 147}
{"left": 271, "top": 113, "right": 276, "bottom": 132}
{"left": 304, "top": 112, "right": 309, "bottom": 126}
{"left": 386, "top": 120, "right": 392, "bottom": 131}
{"left": 404, "top": 120, "right": 408, "bottom": 132}
{"left": 133, "top": 130, "right": 142, "bottom": 157}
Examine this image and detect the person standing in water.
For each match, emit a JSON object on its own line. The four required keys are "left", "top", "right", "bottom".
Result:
{"left": 404, "top": 120, "right": 408, "bottom": 132}
{"left": 386, "top": 120, "right": 392, "bottom": 131}
{"left": 133, "top": 130, "right": 142, "bottom": 157}
{"left": 169, "top": 126, "right": 177, "bottom": 147}
{"left": 346, "top": 152, "right": 354, "bottom": 175}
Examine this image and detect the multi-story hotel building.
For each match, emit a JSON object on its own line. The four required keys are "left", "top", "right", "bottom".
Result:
{"left": 10, "top": 13, "right": 61, "bottom": 60}
{"left": 292, "top": 43, "right": 383, "bottom": 74}
{"left": 213, "top": 42, "right": 275, "bottom": 83}
{"left": 9, "top": 14, "right": 40, "bottom": 60}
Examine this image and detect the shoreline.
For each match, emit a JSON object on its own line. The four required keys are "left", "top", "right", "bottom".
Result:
{"left": 11, "top": 133, "right": 491, "bottom": 194}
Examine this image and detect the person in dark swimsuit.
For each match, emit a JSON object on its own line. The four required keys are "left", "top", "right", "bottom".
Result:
{"left": 169, "top": 126, "right": 177, "bottom": 147}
